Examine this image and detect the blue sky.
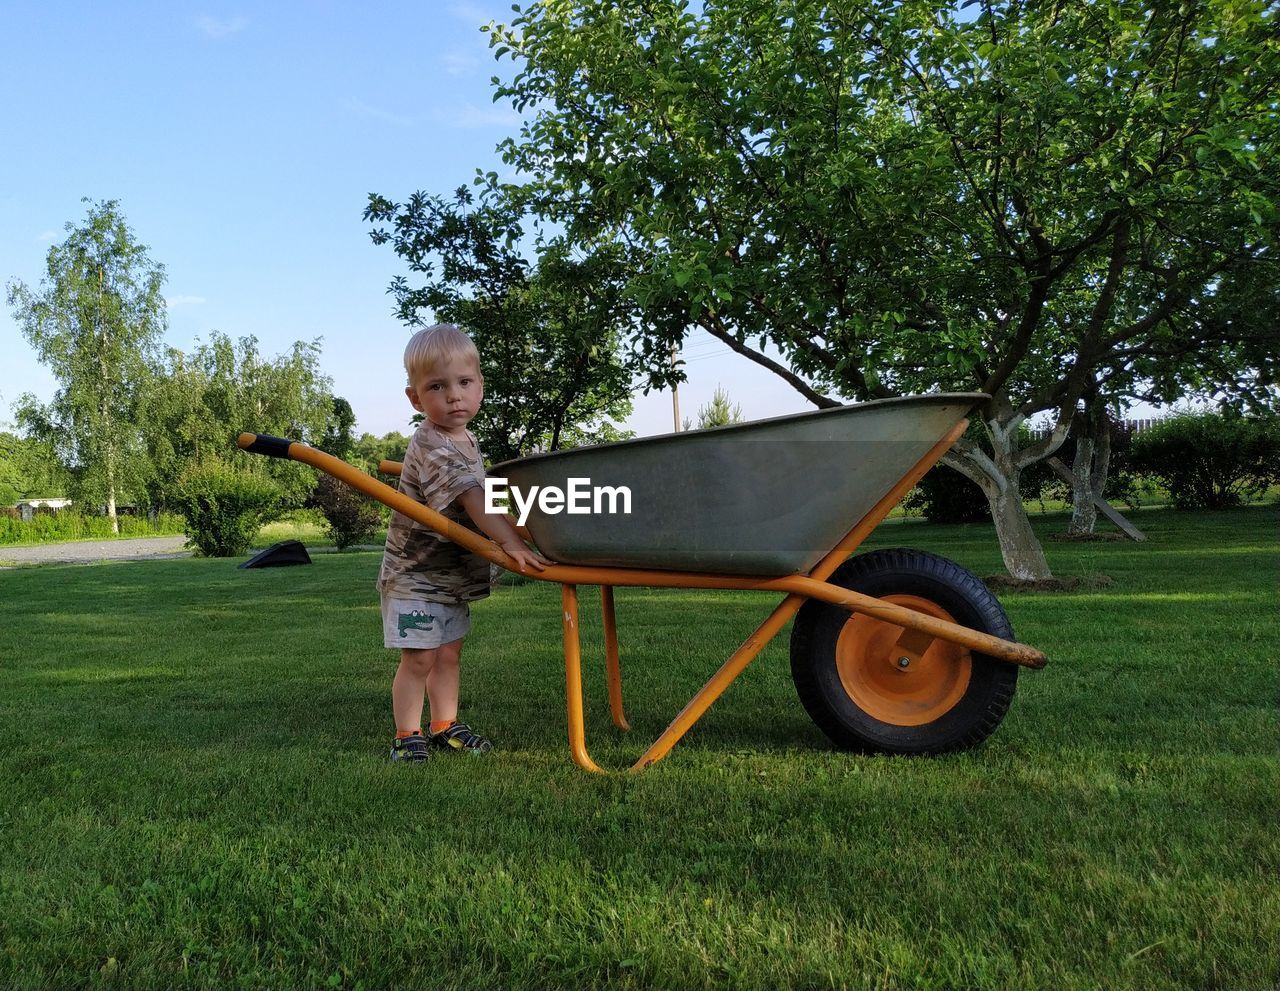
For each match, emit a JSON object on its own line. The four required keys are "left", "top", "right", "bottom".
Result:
{"left": 0, "top": 1, "right": 811, "bottom": 440}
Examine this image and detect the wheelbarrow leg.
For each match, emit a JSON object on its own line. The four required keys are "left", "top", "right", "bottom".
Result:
{"left": 630, "top": 593, "right": 806, "bottom": 771}
{"left": 561, "top": 584, "right": 605, "bottom": 774}
{"left": 601, "top": 586, "right": 630, "bottom": 732}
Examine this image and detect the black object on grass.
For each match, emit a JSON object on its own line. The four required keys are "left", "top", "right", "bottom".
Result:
{"left": 239, "top": 540, "right": 312, "bottom": 569}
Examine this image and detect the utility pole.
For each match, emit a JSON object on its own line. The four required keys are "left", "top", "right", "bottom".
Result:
{"left": 670, "top": 342, "right": 681, "bottom": 431}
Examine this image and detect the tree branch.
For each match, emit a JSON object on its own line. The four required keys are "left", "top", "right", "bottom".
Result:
{"left": 698, "top": 314, "right": 840, "bottom": 408}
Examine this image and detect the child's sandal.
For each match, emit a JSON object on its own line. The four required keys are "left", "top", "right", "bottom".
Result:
{"left": 432, "top": 721, "right": 493, "bottom": 754}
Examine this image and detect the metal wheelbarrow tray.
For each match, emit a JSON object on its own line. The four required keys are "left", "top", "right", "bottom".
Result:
{"left": 239, "top": 393, "right": 1047, "bottom": 773}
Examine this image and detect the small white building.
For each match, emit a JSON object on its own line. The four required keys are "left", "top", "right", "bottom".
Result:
{"left": 16, "top": 498, "right": 72, "bottom": 522}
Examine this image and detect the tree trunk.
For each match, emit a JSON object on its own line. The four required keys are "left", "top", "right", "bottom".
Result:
{"left": 1090, "top": 418, "right": 1111, "bottom": 514}
{"left": 988, "top": 480, "right": 1052, "bottom": 580}
{"left": 105, "top": 442, "right": 119, "bottom": 534}
{"left": 1068, "top": 401, "right": 1112, "bottom": 536}
{"left": 944, "top": 409, "right": 1055, "bottom": 581}
{"left": 1069, "top": 433, "right": 1098, "bottom": 534}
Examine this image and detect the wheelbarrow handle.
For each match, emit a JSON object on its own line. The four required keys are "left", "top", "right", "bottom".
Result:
{"left": 237, "top": 433, "right": 295, "bottom": 459}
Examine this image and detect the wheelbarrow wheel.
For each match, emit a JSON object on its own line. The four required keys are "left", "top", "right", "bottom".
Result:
{"left": 790, "top": 548, "right": 1019, "bottom": 755}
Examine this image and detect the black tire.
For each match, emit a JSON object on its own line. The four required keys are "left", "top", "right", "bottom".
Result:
{"left": 790, "top": 548, "right": 1019, "bottom": 755}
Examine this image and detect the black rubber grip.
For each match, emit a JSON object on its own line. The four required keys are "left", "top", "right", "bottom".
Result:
{"left": 241, "top": 434, "right": 295, "bottom": 459}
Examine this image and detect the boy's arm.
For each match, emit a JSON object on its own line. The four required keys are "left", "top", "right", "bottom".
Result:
{"left": 455, "top": 486, "right": 551, "bottom": 572}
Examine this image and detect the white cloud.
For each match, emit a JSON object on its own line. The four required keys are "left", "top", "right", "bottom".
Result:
{"left": 36, "top": 230, "right": 57, "bottom": 242}
{"left": 195, "top": 15, "right": 248, "bottom": 39}
{"left": 166, "top": 295, "right": 207, "bottom": 309}
{"left": 344, "top": 97, "right": 415, "bottom": 128}
{"left": 444, "top": 51, "right": 479, "bottom": 77}
{"left": 449, "top": 100, "right": 521, "bottom": 130}
{"left": 449, "top": 3, "right": 494, "bottom": 24}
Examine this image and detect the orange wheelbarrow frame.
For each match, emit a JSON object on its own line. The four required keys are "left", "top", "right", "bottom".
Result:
{"left": 238, "top": 422, "right": 1046, "bottom": 774}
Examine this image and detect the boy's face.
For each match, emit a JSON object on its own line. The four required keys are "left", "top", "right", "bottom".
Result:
{"left": 406, "top": 355, "right": 484, "bottom": 431}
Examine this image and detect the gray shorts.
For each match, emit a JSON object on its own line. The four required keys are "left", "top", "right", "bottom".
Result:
{"left": 381, "top": 596, "right": 471, "bottom": 649}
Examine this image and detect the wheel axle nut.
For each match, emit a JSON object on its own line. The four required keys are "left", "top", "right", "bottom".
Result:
{"left": 897, "top": 656, "right": 911, "bottom": 669}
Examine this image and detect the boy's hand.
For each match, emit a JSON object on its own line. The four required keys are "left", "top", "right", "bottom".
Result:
{"left": 456, "top": 487, "right": 553, "bottom": 572}
{"left": 500, "top": 539, "right": 551, "bottom": 572}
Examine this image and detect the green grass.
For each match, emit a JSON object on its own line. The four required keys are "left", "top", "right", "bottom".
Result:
{"left": 1, "top": 506, "right": 1275, "bottom": 990}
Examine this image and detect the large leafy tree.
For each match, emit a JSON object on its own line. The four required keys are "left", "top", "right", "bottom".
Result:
{"left": 351, "top": 430, "right": 412, "bottom": 473}
{"left": 7, "top": 199, "right": 167, "bottom": 532}
{"left": 484, "top": 0, "right": 1279, "bottom": 578}
{"left": 140, "top": 332, "right": 334, "bottom": 508}
{"left": 365, "top": 187, "right": 634, "bottom": 463}
{"left": 319, "top": 396, "right": 358, "bottom": 461}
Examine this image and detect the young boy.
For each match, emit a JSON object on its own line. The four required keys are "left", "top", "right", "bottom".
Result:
{"left": 379, "top": 324, "right": 549, "bottom": 763}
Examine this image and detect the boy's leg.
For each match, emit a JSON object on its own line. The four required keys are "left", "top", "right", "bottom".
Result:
{"left": 425, "top": 637, "right": 463, "bottom": 728}
{"left": 393, "top": 647, "right": 438, "bottom": 734}
{"left": 428, "top": 637, "right": 494, "bottom": 753}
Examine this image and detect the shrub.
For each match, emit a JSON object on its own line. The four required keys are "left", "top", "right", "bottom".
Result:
{"left": 904, "top": 463, "right": 990, "bottom": 523}
{"left": 0, "top": 509, "right": 185, "bottom": 545}
{"left": 1129, "top": 411, "right": 1280, "bottom": 509}
{"left": 173, "top": 463, "right": 284, "bottom": 557}
{"left": 312, "top": 474, "right": 382, "bottom": 550}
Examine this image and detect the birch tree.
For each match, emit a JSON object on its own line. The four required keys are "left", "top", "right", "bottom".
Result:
{"left": 7, "top": 199, "right": 166, "bottom": 532}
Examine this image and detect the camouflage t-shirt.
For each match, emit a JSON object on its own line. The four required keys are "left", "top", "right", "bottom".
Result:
{"left": 377, "top": 422, "right": 492, "bottom": 604}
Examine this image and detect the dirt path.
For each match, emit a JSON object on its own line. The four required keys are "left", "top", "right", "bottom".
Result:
{"left": 0, "top": 535, "right": 191, "bottom": 567}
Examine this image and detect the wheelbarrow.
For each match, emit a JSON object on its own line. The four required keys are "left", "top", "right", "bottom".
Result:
{"left": 238, "top": 392, "right": 1046, "bottom": 773}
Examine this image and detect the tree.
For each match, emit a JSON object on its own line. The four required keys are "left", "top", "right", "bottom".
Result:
{"left": 352, "top": 430, "right": 412, "bottom": 473}
{"left": 139, "top": 332, "right": 334, "bottom": 509}
{"left": 365, "top": 187, "right": 634, "bottom": 463}
{"left": 484, "top": 0, "right": 1280, "bottom": 578}
{"left": 696, "top": 385, "right": 745, "bottom": 429}
{"left": 0, "top": 431, "right": 71, "bottom": 500}
{"left": 7, "top": 199, "right": 167, "bottom": 532}
{"left": 319, "top": 397, "right": 357, "bottom": 461}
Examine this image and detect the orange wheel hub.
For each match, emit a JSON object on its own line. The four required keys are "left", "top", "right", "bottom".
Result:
{"left": 835, "top": 595, "right": 972, "bottom": 726}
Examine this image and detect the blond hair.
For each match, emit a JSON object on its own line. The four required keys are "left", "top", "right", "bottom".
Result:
{"left": 403, "top": 324, "right": 480, "bottom": 383}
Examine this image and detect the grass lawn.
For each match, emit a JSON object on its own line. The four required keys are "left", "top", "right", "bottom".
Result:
{"left": 1, "top": 505, "right": 1276, "bottom": 990}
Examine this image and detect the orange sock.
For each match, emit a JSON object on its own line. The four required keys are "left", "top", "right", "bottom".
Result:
{"left": 396, "top": 729, "right": 423, "bottom": 740}
{"left": 429, "top": 719, "right": 456, "bottom": 735}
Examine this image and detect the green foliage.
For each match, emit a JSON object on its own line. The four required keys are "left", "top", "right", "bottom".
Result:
{"left": 172, "top": 461, "right": 285, "bottom": 557}
{"left": 319, "top": 397, "right": 357, "bottom": 461}
{"left": 351, "top": 431, "right": 409, "bottom": 471}
{"left": 0, "top": 432, "right": 70, "bottom": 500}
{"left": 140, "top": 333, "right": 334, "bottom": 510}
{"left": 1130, "top": 411, "right": 1280, "bottom": 509}
{"left": 0, "top": 509, "right": 184, "bottom": 546}
{"left": 311, "top": 474, "right": 382, "bottom": 550}
{"left": 488, "top": 0, "right": 1278, "bottom": 409}
{"left": 365, "top": 187, "right": 634, "bottom": 462}
{"left": 906, "top": 464, "right": 991, "bottom": 524}
{"left": 695, "top": 385, "right": 744, "bottom": 430}
{"left": 6, "top": 199, "right": 167, "bottom": 520}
